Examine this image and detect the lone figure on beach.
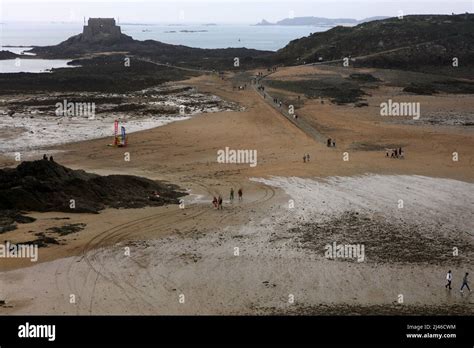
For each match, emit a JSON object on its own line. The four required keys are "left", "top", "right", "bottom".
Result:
{"left": 230, "top": 188, "right": 234, "bottom": 202}
{"left": 460, "top": 272, "right": 471, "bottom": 293}
{"left": 445, "top": 270, "right": 452, "bottom": 290}
{"left": 399, "top": 147, "right": 404, "bottom": 159}
{"left": 238, "top": 188, "right": 243, "bottom": 201}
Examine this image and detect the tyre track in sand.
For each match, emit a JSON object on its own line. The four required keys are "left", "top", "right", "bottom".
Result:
{"left": 80, "top": 179, "right": 215, "bottom": 313}
{"left": 60, "top": 178, "right": 214, "bottom": 313}
{"left": 80, "top": 206, "right": 208, "bottom": 313}
{"left": 59, "top": 176, "right": 279, "bottom": 314}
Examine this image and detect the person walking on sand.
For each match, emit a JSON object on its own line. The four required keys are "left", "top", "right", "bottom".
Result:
{"left": 445, "top": 270, "right": 452, "bottom": 290}
{"left": 306, "top": 153, "right": 310, "bottom": 162}
{"left": 303, "top": 154, "right": 306, "bottom": 163}
{"left": 230, "top": 188, "right": 234, "bottom": 202}
{"left": 218, "top": 195, "right": 223, "bottom": 210}
{"left": 460, "top": 272, "right": 471, "bottom": 293}
{"left": 238, "top": 188, "right": 243, "bottom": 201}
{"left": 212, "top": 196, "right": 218, "bottom": 209}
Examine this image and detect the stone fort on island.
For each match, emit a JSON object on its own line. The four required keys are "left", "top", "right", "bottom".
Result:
{"left": 82, "top": 18, "right": 122, "bottom": 42}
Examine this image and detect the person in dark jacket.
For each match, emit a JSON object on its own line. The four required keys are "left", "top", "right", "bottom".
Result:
{"left": 460, "top": 272, "right": 471, "bottom": 293}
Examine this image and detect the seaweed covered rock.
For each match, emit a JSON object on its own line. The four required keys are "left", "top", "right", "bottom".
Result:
{"left": 0, "top": 160, "right": 186, "bottom": 213}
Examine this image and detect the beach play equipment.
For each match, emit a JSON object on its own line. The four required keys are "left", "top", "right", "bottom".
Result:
{"left": 108, "top": 119, "right": 127, "bottom": 147}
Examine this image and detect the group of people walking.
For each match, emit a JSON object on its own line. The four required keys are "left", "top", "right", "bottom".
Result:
{"left": 212, "top": 188, "right": 242, "bottom": 210}
{"left": 446, "top": 270, "right": 470, "bottom": 292}
{"left": 272, "top": 97, "right": 283, "bottom": 108}
{"left": 212, "top": 195, "right": 223, "bottom": 210}
{"left": 231, "top": 188, "right": 243, "bottom": 202}
{"left": 42, "top": 154, "right": 54, "bottom": 162}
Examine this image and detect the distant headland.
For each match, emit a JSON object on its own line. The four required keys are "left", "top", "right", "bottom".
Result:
{"left": 255, "top": 16, "right": 389, "bottom": 26}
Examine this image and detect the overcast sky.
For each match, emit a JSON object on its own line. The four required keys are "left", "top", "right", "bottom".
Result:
{"left": 1, "top": 0, "right": 473, "bottom": 24}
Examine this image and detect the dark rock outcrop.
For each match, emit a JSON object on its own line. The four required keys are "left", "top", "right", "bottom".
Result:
{"left": 0, "top": 160, "right": 186, "bottom": 213}
{"left": 0, "top": 50, "right": 20, "bottom": 60}
{"left": 0, "top": 210, "right": 35, "bottom": 234}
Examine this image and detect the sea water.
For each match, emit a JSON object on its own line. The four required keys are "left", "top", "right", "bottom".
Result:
{"left": 0, "top": 59, "right": 73, "bottom": 73}
{"left": 0, "top": 22, "right": 327, "bottom": 73}
{"left": 0, "top": 21, "right": 326, "bottom": 51}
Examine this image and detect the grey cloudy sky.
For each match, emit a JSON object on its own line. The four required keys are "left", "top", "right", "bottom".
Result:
{"left": 1, "top": 0, "right": 473, "bottom": 23}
